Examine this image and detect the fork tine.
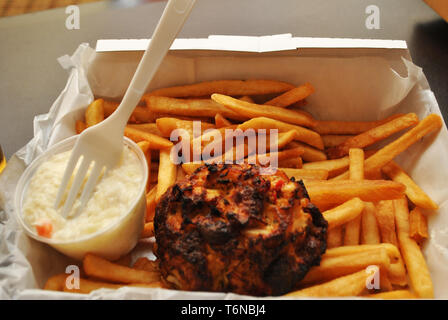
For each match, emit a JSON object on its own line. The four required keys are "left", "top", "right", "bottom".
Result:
{"left": 71, "top": 162, "right": 104, "bottom": 219}
{"left": 54, "top": 153, "right": 81, "bottom": 209}
{"left": 60, "top": 157, "right": 91, "bottom": 218}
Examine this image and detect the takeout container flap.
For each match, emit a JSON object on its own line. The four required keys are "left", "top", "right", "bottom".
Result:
{"left": 96, "top": 34, "right": 409, "bottom": 55}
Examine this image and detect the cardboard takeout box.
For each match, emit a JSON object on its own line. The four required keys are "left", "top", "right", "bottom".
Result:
{"left": 1, "top": 34, "right": 448, "bottom": 299}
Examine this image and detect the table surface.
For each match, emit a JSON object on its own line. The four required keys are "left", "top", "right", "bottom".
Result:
{"left": 0, "top": 0, "right": 447, "bottom": 158}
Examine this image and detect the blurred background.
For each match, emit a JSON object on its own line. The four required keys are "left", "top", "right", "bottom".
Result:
{"left": 0, "top": 0, "right": 164, "bottom": 17}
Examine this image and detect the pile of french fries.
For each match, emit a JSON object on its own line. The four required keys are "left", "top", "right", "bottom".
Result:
{"left": 46, "top": 79, "right": 442, "bottom": 299}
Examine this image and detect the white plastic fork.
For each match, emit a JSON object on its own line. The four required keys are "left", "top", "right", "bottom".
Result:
{"left": 55, "top": 0, "right": 197, "bottom": 218}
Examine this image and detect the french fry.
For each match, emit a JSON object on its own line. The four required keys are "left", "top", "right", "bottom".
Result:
{"left": 127, "top": 123, "right": 163, "bottom": 136}
{"left": 327, "top": 227, "right": 343, "bottom": 249}
{"left": 303, "top": 180, "right": 405, "bottom": 210}
{"left": 211, "top": 94, "right": 317, "bottom": 128}
{"left": 141, "top": 222, "right": 154, "bottom": 239}
{"left": 409, "top": 207, "right": 429, "bottom": 245}
{"left": 382, "top": 161, "right": 438, "bottom": 210}
{"left": 286, "top": 141, "right": 327, "bottom": 162}
{"left": 214, "top": 113, "right": 232, "bottom": 128}
{"left": 260, "top": 130, "right": 298, "bottom": 151}
{"left": 375, "top": 200, "right": 399, "bottom": 246}
{"left": 103, "top": 100, "right": 154, "bottom": 123}
{"left": 334, "top": 114, "right": 443, "bottom": 179}
{"left": 44, "top": 273, "right": 68, "bottom": 291}
{"left": 361, "top": 202, "right": 381, "bottom": 244}
{"left": 124, "top": 126, "right": 173, "bottom": 149}
{"left": 302, "top": 156, "right": 349, "bottom": 178}
{"left": 75, "top": 120, "right": 86, "bottom": 134}
{"left": 322, "top": 135, "right": 353, "bottom": 148}
{"left": 394, "top": 197, "right": 434, "bottom": 298}
{"left": 176, "top": 165, "right": 186, "bottom": 181}
{"left": 277, "top": 156, "right": 303, "bottom": 168}
{"left": 114, "top": 254, "right": 132, "bottom": 267}
{"left": 182, "top": 162, "right": 203, "bottom": 175}
{"left": 281, "top": 168, "right": 329, "bottom": 180}
{"left": 239, "top": 95, "right": 255, "bottom": 103}
{"left": 367, "top": 290, "right": 417, "bottom": 299}
{"left": 343, "top": 149, "right": 364, "bottom": 245}
{"left": 155, "top": 117, "right": 215, "bottom": 138}
{"left": 145, "top": 186, "right": 157, "bottom": 222}
{"left": 137, "top": 141, "right": 151, "bottom": 192}
{"left": 326, "top": 113, "right": 419, "bottom": 159}
{"left": 325, "top": 243, "right": 407, "bottom": 286}
{"left": 83, "top": 253, "right": 160, "bottom": 284}
{"left": 156, "top": 148, "right": 177, "bottom": 202}
{"left": 314, "top": 114, "right": 404, "bottom": 135}
{"left": 146, "top": 96, "right": 246, "bottom": 121}
{"left": 246, "top": 147, "right": 305, "bottom": 166}
{"left": 325, "top": 243, "right": 401, "bottom": 262}
{"left": 348, "top": 148, "right": 364, "bottom": 181}
{"left": 145, "top": 79, "right": 295, "bottom": 98}
{"left": 322, "top": 198, "right": 365, "bottom": 230}
{"left": 85, "top": 98, "right": 105, "bottom": 127}
{"left": 237, "top": 117, "right": 323, "bottom": 149}
{"left": 285, "top": 270, "right": 368, "bottom": 297}
{"left": 133, "top": 257, "right": 159, "bottom": 273}
{"left": 300, "top": 248, "right": 390, "bottom": 285}
{"left": 264, "top": 83, "right": 315, "bottom": 108}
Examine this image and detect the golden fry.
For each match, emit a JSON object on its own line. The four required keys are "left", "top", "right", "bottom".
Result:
{"left": 127, "top": 123, "right": 162, "bottom": 136}
{"left": 211, "top": 94, "right": 317, "bottom": 128}
{"left": 322, "top": 198, "right": 365, "bottom": 230}
{"left": 238, "top": 117, "right": 323, "bottom": 149}
{"left": 83, "top": 253, "right": 160, "bottom": 284}
{"left": 145, "top": 186, "right": 157, "bottom": 222}
{"left": 375, "top": 200, "right": 399, "bottom": 246}
{"left": 141, "top": 222, "right": 154, "bottom": 239}
{"left": 281, "top": 168, "right": 328, "bottom": 180}
{"left": 335, "top": 114, "right": 443, "bottom": 179}
{"left": 264, "top": 83, "right": 315, "bottom": 108}
{"left": 382, "top": 161, "right": 438, "bottom": 210}
{"left": 327, "top": 113, "right": 418, "bottom": 159}
{"left": 302, "top": 156, "right": 349, "bottom": 178}
{"left": 322, "top": 135, "right": 353, "bottom": 148}
{"left": 361, "top": 202, "right": 381, "bottom": 244}
{"left": 155, "top": 117, "right": 215, "bottom": 138}
{"left": 124, "top": 126, "right": 173, "bottom": 149}
{"left": 75, "top": 120, "right": 86, "bottom": 134}
{"left": 394, "top": 197, "right": 434, "bottom": 298}
{"left": 303, "top": 180, "right": 405, "bottom": 210}
{"left": 156, "top": 148, "right": 177, "bottom": 202}
{"left": 85, "top": 98, "right": 105, "bottom": 127}
{"left": 145, "top": 79, "right": 295, "bottom": 98}
{"left": 277, "top": 156, "right": 303, "bottom": 168}
{"left": 409, "top": 207, "right": 429, "bottom": 245}
{"left": 314, "top": 114, "right": 404, "bottom": 135}
{"left": 146, "top": 96, "right": 246, "bottom": 121}
{"left": 214, "top": 113, "right": 232, "bottom": 128}
{"left": 327, "top": 227, "right": 343, "bottom": 249}
{"left": 238, "top": 95, "right": 255, "bottom": 103}
{"left": 348, "top": 148, "right": 364, "bottom": 181}
{"left": 285, "top": 270, "right": 368, "bottom": 297}
{"left": 287, "top": 141, "right": 327, "bottom": 162}
{"left": 300, "top": 248, "right": 390, "bottom": 285}
{"left": 44, "top": 273, "right": 68, "bottom": 291}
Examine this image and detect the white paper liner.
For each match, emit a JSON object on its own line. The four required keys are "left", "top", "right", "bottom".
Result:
{"left": 1, "top": 41, "right": 447, "bottom": 299}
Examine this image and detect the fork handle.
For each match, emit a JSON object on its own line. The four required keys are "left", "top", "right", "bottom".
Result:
{"left": 107, "top": 0, "right": 197, "bottom": 130}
